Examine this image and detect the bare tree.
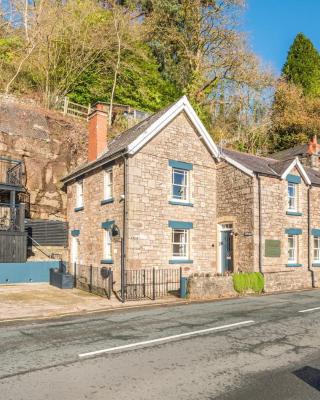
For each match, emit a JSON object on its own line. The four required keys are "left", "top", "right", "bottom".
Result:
{"left": 3, "top": 0, "right": 45, "bottom": 94}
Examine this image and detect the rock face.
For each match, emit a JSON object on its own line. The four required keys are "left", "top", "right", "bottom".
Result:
{"left": 0, "top": 96, "right": 88, "bottom": 220}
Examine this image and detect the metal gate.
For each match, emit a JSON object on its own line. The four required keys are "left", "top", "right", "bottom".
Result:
{"left": 74, "top": 264, "right": 113, "bottom": 299}
{"left": 124, "top": 268, "right": 181, "bottom": 301}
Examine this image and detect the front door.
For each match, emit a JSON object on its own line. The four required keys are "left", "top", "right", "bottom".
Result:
{"left": 220, "top": 224, "right": 233, "bottom": 273}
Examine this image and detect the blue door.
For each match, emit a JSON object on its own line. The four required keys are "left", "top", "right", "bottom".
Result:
{"left": 221, "top": 229, "right": 233, "bottom": 273}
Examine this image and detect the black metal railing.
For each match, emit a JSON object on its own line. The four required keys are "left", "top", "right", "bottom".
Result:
{"left": 74, "top": 263, "right": 113, "bottom": 299}
{"left": 124, "top": 268, "right": 181, "bottom": 301}
{"left": 0, "top": 157, "right": 23, "bottom": 186}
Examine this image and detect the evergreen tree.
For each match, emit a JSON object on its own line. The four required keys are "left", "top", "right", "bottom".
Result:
{"left": 282, "top": 33, "right": 320, "bottom": 97}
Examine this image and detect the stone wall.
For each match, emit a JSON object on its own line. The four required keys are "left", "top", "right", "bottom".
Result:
{"left": 264, "top": 270, "right": 313, "bottom": 293}
{"left": 126, "top": 111, "right": 217, "bottom": 274}
{"left": 311, "top": 269, "right": 320, "bottom": 288}
{"left": 66, "top": 158, "right": 124, "bottom": 285}
{"left": 187, "top": 274, "right": 237, "bottom": 299}
{"left": 216, "top": 161, "right": 255, "bottom": 273}
{"left": 259, "top": 169, "right": 309, "bottom": 273}
{"left": 27, "top": 245, "right": 67, "bottom": 261}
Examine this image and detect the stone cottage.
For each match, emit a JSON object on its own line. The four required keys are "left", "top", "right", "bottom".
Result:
{"left": 62, "top": 96, "right": 320, "bottom": 293}
{"left": 219, "top": 148, "right": 320, "bottom": 292}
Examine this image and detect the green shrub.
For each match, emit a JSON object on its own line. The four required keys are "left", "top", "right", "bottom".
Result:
{"left": 233, "top": 272, "right": 264, "bottom": 294}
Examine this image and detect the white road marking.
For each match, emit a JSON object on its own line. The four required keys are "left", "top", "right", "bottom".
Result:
{"left": 78, "top": 320, "right": 255, "bottom": 358}
{"left": 299, "top": 306, "right": 320, "bottom": 313}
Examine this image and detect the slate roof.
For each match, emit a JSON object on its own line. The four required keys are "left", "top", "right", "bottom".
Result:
{"left": 221, "top": 148, "right": 279, "bottom": 176}
{"left": 62, "top": 99, "right": 182, "bottom": 182}
{"left": 271, "top": 144, "right": 308, "bottom": 160}
{"left": 304, "top": 167, "right": 320, "bottom": 185}
{"left": 222, "top": 148, "right": 320, "bottom": 186}
{"left": 268, "top": 158, "right": 295, "bottom": 176}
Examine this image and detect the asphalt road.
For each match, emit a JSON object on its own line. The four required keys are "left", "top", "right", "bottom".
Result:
{"left": 1, "top": 290, "right": 320, "bottom": 399}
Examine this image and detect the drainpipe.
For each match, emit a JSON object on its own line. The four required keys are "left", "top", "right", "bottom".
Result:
{"left": 308, "top": 185, "right": 314, "bottom": 286}
{"left": 257, "top": 174, "right": 263, "bottom": 274}
{"left": 120, "top": 153, "right": 128, "bottom": 302}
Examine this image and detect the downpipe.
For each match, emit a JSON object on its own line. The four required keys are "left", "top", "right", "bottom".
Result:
{"left": 308, "top": 186, "right": 315, "bottom": 287}
{"left": 120, "top": 154, "right": 128, "bottom": 303}
{"left": 257, "top": 174, "right": 263, "bottom": 274}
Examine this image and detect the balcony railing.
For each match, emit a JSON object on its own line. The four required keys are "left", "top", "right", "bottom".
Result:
{"left": 0, "top": 203, "right": 25, "bottom": 232}
{"left": 0, "top": 157, "right": 23, "bottom": 187}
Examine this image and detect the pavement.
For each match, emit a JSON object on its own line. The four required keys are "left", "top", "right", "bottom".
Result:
{"left": 1, "top": 290, "right": 320, "bottom": 399}
{"left": 0, "top": 284, "right": 185, "bottom": 321}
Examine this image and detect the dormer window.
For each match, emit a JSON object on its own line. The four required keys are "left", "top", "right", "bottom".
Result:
{"left": 288, "top": 182, "right": 297, "bottom": 212}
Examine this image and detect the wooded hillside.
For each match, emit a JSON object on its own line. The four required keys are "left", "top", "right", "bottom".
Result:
{"left": 1, "top": 1, "right": 319, "bottom": 154}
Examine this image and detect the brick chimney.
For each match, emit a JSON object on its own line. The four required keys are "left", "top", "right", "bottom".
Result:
{"left": 88, "top": 103, "right": 108, "bottom": 162}
{"left": 307, "top": 135, "right": 320, "bottom": 170}
{"left": 307, "top": 135, "right": 319, "bottom": 154}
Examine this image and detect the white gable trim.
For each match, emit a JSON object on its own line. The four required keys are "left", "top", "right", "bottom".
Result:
{"left": 222, "top": 155, "right": 255, "bottom": 178}
{"left": 127, "top": 96, "right": 219, "bottom": 158}
{"left": 280, "top": 157, "right": 311, "bottom": 185}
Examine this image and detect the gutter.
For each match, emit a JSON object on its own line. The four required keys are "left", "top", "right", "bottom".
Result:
{"left": 61, "top": 150, "right": 127, "bottom": 185}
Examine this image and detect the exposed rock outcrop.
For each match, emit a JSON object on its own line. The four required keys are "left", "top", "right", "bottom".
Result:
{"left": 0, "top": 96, "right": 88, "bottom": 220}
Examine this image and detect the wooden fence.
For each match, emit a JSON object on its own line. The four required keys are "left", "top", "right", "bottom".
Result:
{"left": 0, "top": 231, "right": 27, "bottom": 263}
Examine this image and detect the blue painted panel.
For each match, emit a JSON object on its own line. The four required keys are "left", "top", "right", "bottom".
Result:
{"left": 285, "top": 228, "right": 302, "bottom": 235}
{"left": 168, "top": 221, "right": 193, "bottom": 229}
{"left": 169, "top": 160, "right": 193, "bottom": 170}
{"left": 101, "top": 259, "right": 114, "bottom": 264}
{"left": 0, "top": 261, "right": 60, "bottom": 284}
{"left": 101, "top": 220, "right": 115, "bottom": 229}
{"left": 286, "top": 263, "right": 303, "bottom": 267}
{"left": 74, "top": 206, "right": 84, "bottom": 212}
{"left": 71, "top": 229, "right": 80, "bottom": 237}
{"left": 286, "top": 175, "right": 301, "bottom": 184}
{"left": 286, "top": 211, "right": 303, "bottom": 216}
{"left": 312, "top": 229, "right": 320, "bottom": 236}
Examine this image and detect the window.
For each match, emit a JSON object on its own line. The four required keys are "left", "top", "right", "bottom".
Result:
{"left": 172, "top": 229, "right": 189, "bottom": 259}
{"left": 288, "top": 235, "right": 297, "bottom": 264}
{"left": 76, "top": 180, "right": 84, "bottom": 208}
{"left": 314, "top": 236, "right": 320, "bottom": 263}
{"left": 104, "top": 229, "right": 112, "bottom": 260}
{"left": 172, "top": 168, "right": 189, "bottom": 202}
{"left": 288, "top": 182, "right": 297, "bottom": 211}
{"left": 104, "top": 168, "right": 113, "bottom": 200}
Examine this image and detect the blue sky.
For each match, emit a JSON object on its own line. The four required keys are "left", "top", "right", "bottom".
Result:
{"left": 244, "top": 0, "right": 320, "bottom": 75}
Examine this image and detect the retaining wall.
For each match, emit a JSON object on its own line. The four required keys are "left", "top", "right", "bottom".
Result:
{"left": 188, "top": 274, "right": 237, "bottom": 300}
{"left": 263, "top": 270, "right": 313, "bottom": 293}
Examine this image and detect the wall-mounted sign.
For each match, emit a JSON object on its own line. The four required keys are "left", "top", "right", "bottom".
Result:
{"left": 265, "top": 239, "right": 281, "bottom": 257}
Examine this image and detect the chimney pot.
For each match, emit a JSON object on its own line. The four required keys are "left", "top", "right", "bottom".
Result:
{"left": 88, "top": 103, "right": 108, "bottom": 162}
